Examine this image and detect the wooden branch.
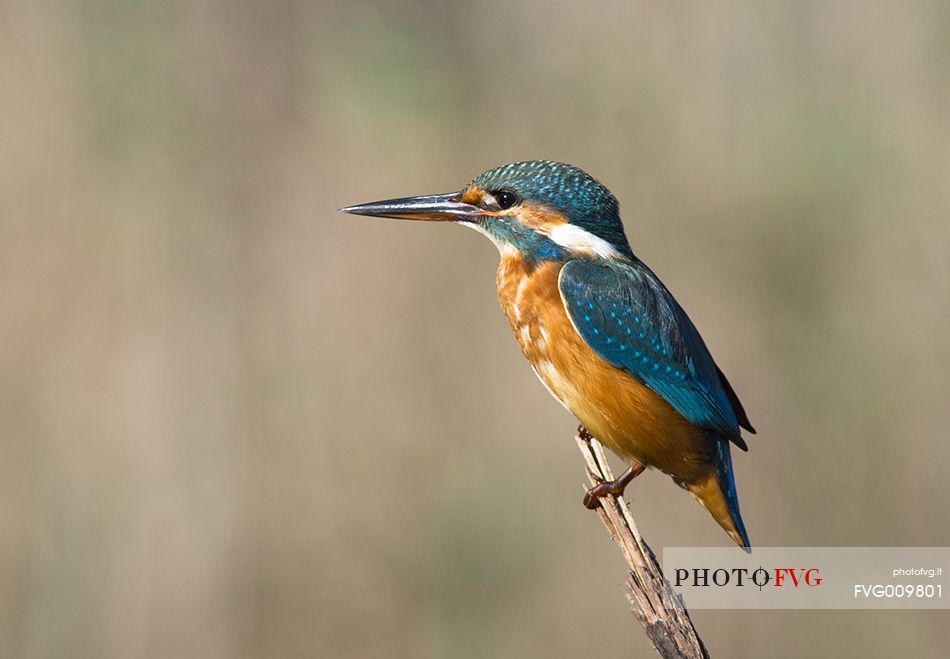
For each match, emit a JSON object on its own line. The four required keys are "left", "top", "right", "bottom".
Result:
{"left": 576, "top": 433, "right": 710, "bottom": 659}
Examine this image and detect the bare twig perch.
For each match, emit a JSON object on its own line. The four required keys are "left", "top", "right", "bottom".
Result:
{"left": 576, "top": 432, "right": 710, "bottom": 659}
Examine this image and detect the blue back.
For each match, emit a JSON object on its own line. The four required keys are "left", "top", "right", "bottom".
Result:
{"left": 559, "top": 258, "right": 748, "bottom": 447}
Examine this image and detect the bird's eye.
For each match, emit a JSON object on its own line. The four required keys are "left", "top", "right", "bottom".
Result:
{"left": 493, "top": 189, "right": 519, "bottom": 210}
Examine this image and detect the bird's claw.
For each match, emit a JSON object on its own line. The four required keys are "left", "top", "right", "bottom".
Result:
{"left": 583, "top": 478, "right": 624, "bottom": 509}
{"left": 582, "top": 463, "right": 645, "bottom": 509}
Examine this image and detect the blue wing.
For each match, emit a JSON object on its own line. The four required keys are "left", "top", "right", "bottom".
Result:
{"left": 558, "top": 259, "right": 751, "bottom": 448}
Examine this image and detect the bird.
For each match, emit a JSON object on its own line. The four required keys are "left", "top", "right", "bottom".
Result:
{"left": 341, "top": 160, "right": 754, "bottom": 550}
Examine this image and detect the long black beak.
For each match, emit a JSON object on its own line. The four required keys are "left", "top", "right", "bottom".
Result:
{"left": 339, "top": 192, "right": 482, "bottom": 222}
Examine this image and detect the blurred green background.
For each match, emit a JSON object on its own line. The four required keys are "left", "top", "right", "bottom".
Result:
{"left": 2, "top": 1, "right": 949, "bottom": 657}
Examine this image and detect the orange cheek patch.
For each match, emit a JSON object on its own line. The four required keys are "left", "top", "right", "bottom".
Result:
{"left": 459, "top": 188, "right": 567, "bottom": 231}
{"left": 505, "top": 204, "right": 568, "bottom": 234}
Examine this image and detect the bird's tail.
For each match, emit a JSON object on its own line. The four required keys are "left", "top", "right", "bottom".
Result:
{"left": 686, "top": 439, "right": 751, "bottom": 552}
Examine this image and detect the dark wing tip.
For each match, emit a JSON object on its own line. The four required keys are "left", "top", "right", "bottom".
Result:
{"left": 715, "top": 364, "right": 756, "bottom": 437}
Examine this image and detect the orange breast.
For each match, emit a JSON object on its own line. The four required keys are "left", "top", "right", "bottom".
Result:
{"left": 496, "top": 253, "right": 715, "bottom": 484}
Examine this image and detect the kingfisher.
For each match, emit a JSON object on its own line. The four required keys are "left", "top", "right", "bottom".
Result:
{"left": 341, "top": 161, "right": 754, "bottom": 550}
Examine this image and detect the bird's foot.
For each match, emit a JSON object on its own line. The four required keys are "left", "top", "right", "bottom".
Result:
{"left": 582, "top": 463, "right": 646, "bottom": 509}
{"left": 577, "top": 424, "right": 594, "bottom": 442}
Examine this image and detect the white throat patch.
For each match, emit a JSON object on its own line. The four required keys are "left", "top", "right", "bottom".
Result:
{"left": 547, "top": 224, "right": 624, "bottom": 260}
